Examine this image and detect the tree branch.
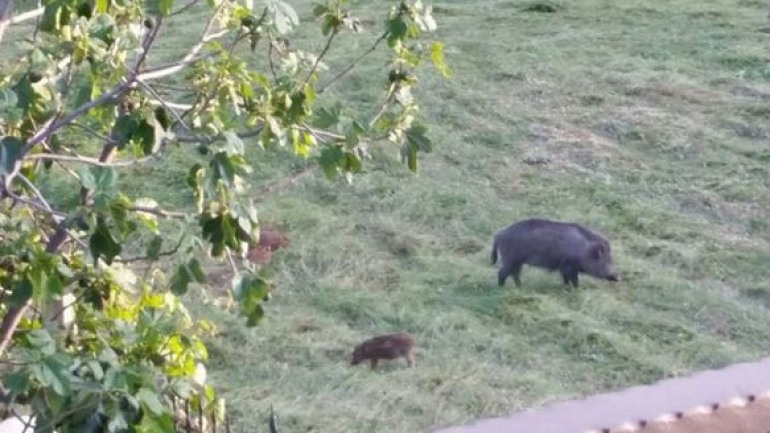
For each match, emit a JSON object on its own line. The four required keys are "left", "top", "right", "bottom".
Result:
{"left": 169, "top": 0, "right": 199, "bottom": 17}
{"left": 0, "top": 219, "right": 69, "bottom": 358}
{"left": 134, "top": 79, "right": 192, "bottom": 132}
{"left": 0, "top": 0, "right": 13, "bottom": 47}
{"left": 131, "top": 205, "right": 187, "bottom": 219}
{"left": 252, "top": 164, "right": 316, "bottom": 203}
{"left": 3, "top": 185, "right": 66, "bottom": 219}
{"left": 71, "top": 121, "right": 118, "bottom": 145}
{"left": 174, "top": 125, "right": 264, "bottom": 144}
{"left": 27, "top": 151, "right": 162, "bottom": 167}
{"left": 22, "top": 12, "right": 163, "bottom": 156}
{"left": 22, "top": 81, "right": 133, "bottom": 153}
{"left": 8, "top": 5, "right": 42, "bottom": 25}
{"left": 137, "top": 5, "right": 227, "bottom": 82}
{"left": 317, "top": 30, "right": 389, "bottom": 94}
{"left": 302, "top": 28, "right": 337, "bottom": 87}
{"left": 116, "top": 234, "right": 185, "bottom": 263}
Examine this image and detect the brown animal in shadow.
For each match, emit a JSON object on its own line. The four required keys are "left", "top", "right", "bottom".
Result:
{"left": 351, "top": 332, "right": 416, "bottom": 369}
{"left": 247, "top": 229, "right": 289, "bottom": 264}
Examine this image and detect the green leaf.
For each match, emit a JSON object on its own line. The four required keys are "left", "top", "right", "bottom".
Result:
{"left": 96, "top": 0, "right": 109, "bottom": 13}
{"left": 146, "top": 0, "right": 175, "bottom": 16}
{"left": 133, "top": 117, "right": 162, "bottom": 156}
{"left": 107, "top": 412, "right": 128, "bottom": 433}
{"left": 233, "top": 274, "right": 272, "bottom": 326}
{"left": 0, "top": 136, "right": 24, "bottom": 177}
{"left": 430, "top": 41, "right": 451, "bottom": 78}
{"left": 40, "top": 2, "right": 65, "bottom": 33}
{"left": 39, "top": 356, "right": 71, "bottom": 396}
{"left": 273, "top": 0, "right": 300, "bottom": 34}
{"left": 4, "top": 371, "right": 30, "bottom": 400}
{"left": 210, "top": 152, "right": 237, "bottom": 187}
{"left": 187, "top": 163, "right": 205, "bottom": 211}
{"left": 188, "top": 258, "right": 206, "bottom": 282}
{"left": 345, "top": 121, "right": 365, "bottom": 148}
{"left": 0, "top": 88, "right": 18, "bottom": 109}
{"left": 322, "top": 14, "right": 340, "bottom": 36}
{"left": 169, "top": 265, "right": 191, "bottom": 295}
{"left": 343, "top": 150, "right": 362, "bottom": 174}
{"left": 8, "top": 278, "right": 33, "bottom": 307}
{"left": 89, "top": 217, "right": 122, "bottom": 265}
{"left": 154, "top": 106, "right": 171, "bottom": 131}
{"left": 110, "top": 114, "right": 138, "bottom": 149}
{"left": 170, "top": 258, "right": 206, "bottom": 295}
{"left": 136, "top": 388, "right": 165, "bottom": 416}
{"left": 86, "top": 359, "right": 105, "bottom": 380}
{"left": 402, "top": 142, "right": 418, "bottom": 172}
{"left": 138, "top": 412, "right": 176, "bottom": 433}
{"left": 146, "top": 236, "right": 163, "bottom": 260}
{"left": 79, "top": 166, "right": 118, "bottom": 210}
{"left": 386, "top": 16, "right": 408, "bottom": 47}
{"left": 134, "top": 197, "right": 160, "bottom": 234}
{"left": 313, "top": 105, "right": 340, "bottom": 129}
{"left": 414, "top": 3, "right": 437, "bottom": 32}
{"left": 312, "top": 2, "right": 328, "bottom": 17}
{"left": 405, "top": 122, "right": 432, "bottom": 152}
{"left": 223, "top": 130, "right": 245, "bottom": 155}
{"left": 26, "top": 329, "right": 56, "bottom": 355}
{"left": 318, "top": 145, "right": 345, "bottom": 179}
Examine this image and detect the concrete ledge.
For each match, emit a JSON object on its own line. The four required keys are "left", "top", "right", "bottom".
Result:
{"left": 434, "top": 356, "right": 770, "bottom": 433}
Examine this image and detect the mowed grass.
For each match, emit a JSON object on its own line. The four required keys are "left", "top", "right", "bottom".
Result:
{"left": 9, "top": 0, "right": 770, "bottom": 431}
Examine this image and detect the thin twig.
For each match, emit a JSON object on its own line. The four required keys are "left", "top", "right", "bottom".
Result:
{"left": 71, "top": 122, "right": 118, "bottom": 145}
{"left": 32, "top": 0, "right": 42, "bottom": 42}
{"left": 16, "top": 174, "right": 53, "bottom": 212}
{"left": 27, "top": 152, "right": 162, "bottom": 167}
{"left": 131, "top": 205, "right": 187, "bottom": 219}
{"left": 225, "top": 250, "right": 238, "bottom": 273}
{"left": 134, "top": 79, "right": 192, "bottom": 132}
{"left": 174, "top": 125, "right": 264, "bottom": 144}
{"left": 116, "top": 234, "right": 186, "bottom": 263}
{"left": 3, "top": 187, "right": 66, "bottom": 219}
{"left": 137, "top": 53, "right": 215, "bottom": 81}
{"left": 8, "top": 6, "right": 42, "bottom": 24}
{"left": 53, "top": 160, "right": 81, "bottom": 180}
{"left": 301, "top": 123, "right": 344, "bottom": 141}
{"left": 267, "top": 38, "right": 278, "bottom": 81}
{"left": 317, "top": 30, "right": 388, "bottom": 94}
{"left": 252, "top": 164, "right": 316, "bottom": 203}
{"left": 169, "top": 0, "right": 199, "bottom": 17}
{"left": 137, "top": 5, "right": 227, "bottom": 82}
{"left": 301, "top": 28, "right": 338, "bottom": 87}
{"left": 132, "top": 16, "right": 163, "bottom": 72}
{"left": 23, "top": 82, "right": 130, "bottom": 153}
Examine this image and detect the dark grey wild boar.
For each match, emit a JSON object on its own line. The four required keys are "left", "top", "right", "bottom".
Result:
{"left": 351, "top": 332, "right": 415, "bottom": 369}
{"left": 491, "top": 218, "right": 619, "bottom": 288}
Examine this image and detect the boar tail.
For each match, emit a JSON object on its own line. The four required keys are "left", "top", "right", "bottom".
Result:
{"left": 491, "top": 238, "right": 498, "bottom": 265}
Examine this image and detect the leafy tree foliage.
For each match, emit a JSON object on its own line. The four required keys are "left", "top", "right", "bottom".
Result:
{"left": 0, "top": 0, "right": 447, "bottom": 430}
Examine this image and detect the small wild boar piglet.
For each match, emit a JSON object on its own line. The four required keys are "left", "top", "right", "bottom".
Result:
{"left": 351, "top": 332, "right": 416, "bottom": 369}
{"left": 492, "top": 218, "right": 619, "bottom": 288}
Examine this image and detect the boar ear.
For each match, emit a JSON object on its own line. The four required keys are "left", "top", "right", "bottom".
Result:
{"left": 589, "top": 243, "right": 604, "bottom": 259}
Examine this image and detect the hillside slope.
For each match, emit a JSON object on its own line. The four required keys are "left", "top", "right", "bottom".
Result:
{"left": 38, "top": 0, "right": 768, "bottom": 431}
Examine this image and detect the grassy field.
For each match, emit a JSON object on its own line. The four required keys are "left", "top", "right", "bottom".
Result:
{"left": 11, "top": 0, "right": 770, "bottom": 431}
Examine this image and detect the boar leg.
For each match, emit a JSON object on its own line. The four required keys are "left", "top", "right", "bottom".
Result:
{"left": 406, "top": 352, "right": 415, "bottom": 368}
{"left": 560, "top": 260, "right": 580, "bottom": 288}
{"left": 370, "top": 358, "right": 379, "bottom": 369}
{"left": 498, "top": 262, "right": 522, "bottom": 287}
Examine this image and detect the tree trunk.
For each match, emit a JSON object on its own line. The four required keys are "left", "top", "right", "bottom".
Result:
{"left": 0, "top": 0, "right": 13, "bottom": 46}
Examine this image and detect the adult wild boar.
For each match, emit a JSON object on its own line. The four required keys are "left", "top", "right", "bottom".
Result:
{"left": 491, "top": 218, "right": 619, "bottom": 288}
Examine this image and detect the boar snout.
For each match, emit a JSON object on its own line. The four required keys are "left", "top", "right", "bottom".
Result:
{"left": 606, "top": 273, "right": 619, "bottom": 282}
